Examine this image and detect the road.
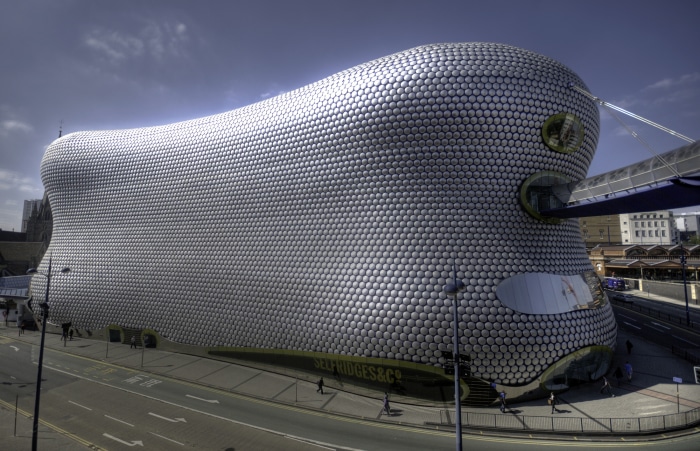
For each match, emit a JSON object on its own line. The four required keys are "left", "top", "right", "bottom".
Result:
{"left": 609, "top": 290, "right": 700, "bottom": 327}
{"left": 610, "top": 293, "right": 700, "bottom": 352}
{"left": 1, "top": 333, "right": 698, "bottom": 450}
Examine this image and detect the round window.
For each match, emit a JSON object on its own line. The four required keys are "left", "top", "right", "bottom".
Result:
{"left": 542, "top": 113, "right": 584, "bottom": 154}
{"left": 520, "top": 171, "right": 571, "bottom": 224}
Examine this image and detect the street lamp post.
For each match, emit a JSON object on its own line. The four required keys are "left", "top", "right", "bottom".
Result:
{"left": 27, "top": 257, "right": 70, "bottom": 451}
{"left": 680, "top": 243, "right": 690, "bottom": 326}
{"left": 444, "top": 262, "right": 466, "bottom": 451}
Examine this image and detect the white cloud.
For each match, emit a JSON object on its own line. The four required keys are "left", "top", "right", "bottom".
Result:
{"left": 84, "top": 29, "right": 144, "bottom": 64}
{"left": 259, "top": 89, "right": 287, "bottom": 100}
{"left": 0, "top": 119, "right": 33, "bottom": 136}
{"left": 0, "top": 169, "right": 40, "bottom": 193}
{"left": 641, "top": 72, "right": 700, "bottom": 106}
{"left": 84, "top": 20, "right": 191, "bottom": 65}
{"left": 644, "top": 72, "right": 700, "bottom": 91}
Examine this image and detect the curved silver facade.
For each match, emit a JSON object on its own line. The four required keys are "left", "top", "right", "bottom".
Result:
{"left": 34, "top": 43, "right": 616, "bottom": 389}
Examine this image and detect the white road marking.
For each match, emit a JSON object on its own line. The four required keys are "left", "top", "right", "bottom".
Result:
{"left": 186, "top": 394, "right": 219, "bottom": 403}
{"left": 105, "top": 414, "right": 135, "bottom": 427}
{"left": 623, "top": 322, "right": 641, "bottom": 330}
{"left": 672, "top": 335, "right": 697, "bottom": 346}
{"left": 149, "top": 412, "right": 187, "bottom": 423}
{"left": 69, "top": 400, "right": 92, "bottom": 411}
{"left": 103, "top": 433, "right": 143, "bottom": 446}
{"left": 650, "top": 322, "right": 671, "bottom": 330}
{"left": 149, "top": 431, "right": 185, "bottom": 446}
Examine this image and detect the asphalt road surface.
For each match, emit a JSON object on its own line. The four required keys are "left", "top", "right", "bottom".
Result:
{"left": 1, "top": 333, "right": 698, "bottom": 450}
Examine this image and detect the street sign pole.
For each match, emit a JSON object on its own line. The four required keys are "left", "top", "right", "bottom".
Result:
{"left": 673, "top": 376, "right": 682, "bottom": 413}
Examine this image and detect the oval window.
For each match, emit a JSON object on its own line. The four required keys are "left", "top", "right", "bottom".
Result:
{"left": 542, "top": 113, "right": 584, "bottom": 154}
{"left": 520, "top": 171, "right": 571, "bottom": 223}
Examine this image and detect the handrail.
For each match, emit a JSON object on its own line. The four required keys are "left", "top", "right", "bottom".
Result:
{"left": 610, "top": 297, "right": 699, "bottom": 331}
{"left": 435, "top": 407, "right": 700, "bottom": 434}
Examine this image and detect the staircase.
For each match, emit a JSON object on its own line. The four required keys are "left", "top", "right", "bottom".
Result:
{"left": 463, "top": 378, "right": 499, "bottom": 407}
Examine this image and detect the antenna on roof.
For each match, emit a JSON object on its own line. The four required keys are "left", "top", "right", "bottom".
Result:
{"left": 58, "top": 120, "right": 63, "bottom": 138}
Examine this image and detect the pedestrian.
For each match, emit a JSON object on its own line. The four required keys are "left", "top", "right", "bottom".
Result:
{"left": 332, "top": 365, "right": 341, "bottom": 382}
{"left": 383, "top": 392, "right": 391, "bottom": 416}
{"left": 69, "top": 329, "right": 74, "bottom": 341}
{"left": 614, "top": 366, "right": 623, "bottom": 386}
{"left": 626, "top": 339, "right": 633, "bottom": 355}
{"left": 130, "top": 335, "right": 136, "bottom": 349}
{"left": 600, "top": 376, "right": 614, "bottom": 397}
{"left": 624, "top": 361, "right": 633, "bottom": 382}
{"left": 549, "top": 392, "right": 558, "bottom": 414}
{"left": 316, "top": 377, "right": 324, "bottom": 394}
{"left": 499, "top": 391, "right": 507, "bottom": 413}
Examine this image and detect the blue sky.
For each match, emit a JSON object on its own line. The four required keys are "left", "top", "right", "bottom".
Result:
{"left": 1, "top": 0, "right": 698, "bottom": 231}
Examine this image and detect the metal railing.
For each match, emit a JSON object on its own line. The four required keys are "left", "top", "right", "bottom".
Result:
{"left": 672, "top": 345, "right": 700, "bottom": 366}
{"left": 436, "top": 407, "right": 700, "bottom": 434}
{"left": 610, "top": 297, "right": 698, "bottom": 331}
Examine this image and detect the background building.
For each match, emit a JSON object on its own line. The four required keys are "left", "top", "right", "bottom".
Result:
{"left": 675, "top": 212, "right": 700, "bottom": 243}
{"left": 579, "top": 215, "right": 622, "bottom": 247}
{"left": 21, "top": 199, "right": 42, "bottom": 233}
{"left": 619, "top": 211, "right": 678, "bottom": 245}
{"left": 24, "top": 193, "right": 53, "bottom": 247}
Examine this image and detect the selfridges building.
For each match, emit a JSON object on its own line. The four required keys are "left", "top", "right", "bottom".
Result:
{"left": 32, "top": 43, "right": 616, "bottom": 403}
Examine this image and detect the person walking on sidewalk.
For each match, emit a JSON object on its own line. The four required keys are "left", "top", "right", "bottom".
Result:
{"left": 600, "top": 376, "right": 614, "bottom": 397}
{"left": 499, "top": 391, "right": 507, "bottom": 413}
{"left": 549, "top": 392, "right": 558, "bottom": 414}
{"left": 316, "top": 377, "right": 324, "bottom": 394}
{"left": 624, "top": 361, "right": 633, "bottom": 382}
{"left": 383, "top": 392, "right": 391, "bottom": 416}
{"left": 614, "top": 366, "right": 623, "bottom": 386}
{"left": 130, "top": 335, "right": 136, "bottom": 349}
{"left": 626, "top": 339, "right": 633, "bottom": 355}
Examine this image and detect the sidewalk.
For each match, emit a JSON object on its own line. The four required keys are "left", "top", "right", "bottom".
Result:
{"left": 1, "top": 299, "right": 699, "bottom": 449}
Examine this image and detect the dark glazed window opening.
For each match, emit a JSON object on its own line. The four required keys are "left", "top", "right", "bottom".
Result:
{"left": 542, "top": 113, "right": 584, "bottom": 154}
{"left": 520, "top": 171, "right": 571, "bottom": 223}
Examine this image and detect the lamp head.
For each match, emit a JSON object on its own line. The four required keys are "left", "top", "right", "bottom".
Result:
{"left": 444, "top": 280, "right": 466, "bottom": 295}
